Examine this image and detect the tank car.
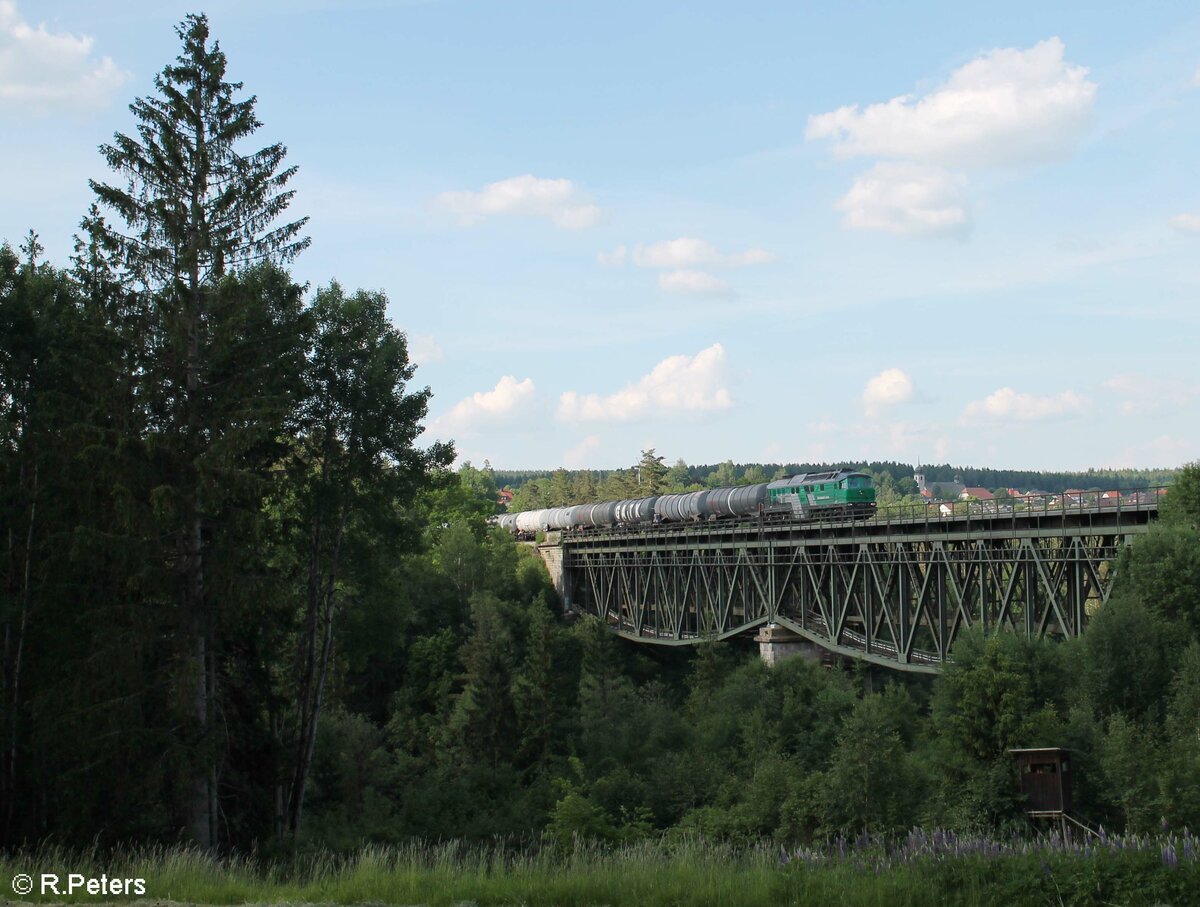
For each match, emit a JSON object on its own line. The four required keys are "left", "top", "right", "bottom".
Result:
{"left": 496, "top": 468, "right": 875, "bottom": 536}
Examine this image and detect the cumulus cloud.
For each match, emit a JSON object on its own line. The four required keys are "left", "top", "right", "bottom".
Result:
{"left": 808, "top": 38, "right": 1095, "bottom": 237}
{"left": 429, "top": 375, "right": 536, "bottom": 436}
{"left": 434, "top": 174, "right": 602, "bottom": 229}
{"left": 0, "top": 0, "right": 130, "bottom": 113}
{"left": 406, "top": 332, "right": 443, "bottom": 365}
{"left": 961, "top": 387, "right": 1085, "bottom": 422}
{"left": 632, "top": 237, "right": 774, "bottom": 269}
{"left": 807, "top": 38, "right": 1095, "bottom": 168}
{"left": 1169, "top": 213, "right": 1200, "bottom": 233}
{"left": 563, "top": 435, "right": 601, "bottom": 467}
{"left": 558, "top": 343, "right": 733, "bottom": 422}
{"left": 597, "top": 245, "right": 627, "bottom": 266}
{"left": 836, "top": 163, "right": 969, "bottom": 237}
{"left": 862, "top": 367, "right": 915, "bottom": 416}
{"left": 657, "top": 269, "right": 734, "bottom": 297}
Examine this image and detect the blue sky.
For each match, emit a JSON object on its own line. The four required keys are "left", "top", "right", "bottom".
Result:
{"left": 3, "top": 1, "right": 1199, "bottom": 471}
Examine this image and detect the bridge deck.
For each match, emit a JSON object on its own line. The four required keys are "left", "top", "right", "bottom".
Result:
{"left": 556, "top": 499, "right": 1157, "bottom": 671}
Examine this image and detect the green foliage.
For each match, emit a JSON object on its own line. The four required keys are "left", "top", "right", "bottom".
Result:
{"left": 637, "top": 448, "right": 668, "bottom": 494}
{"left": 1115, "top": 523, "right": 1200, "bottom": 638}
{"left": 1161, "top": 461, "right": 1200, "bottom": 528}
{"left": 1158, "top": 642, "right": 1200, "bottom": 829}
{"left": 90, "top": 13, "right": 308, "bottom": 286}
{"left": 815, "top": 690, "right": 926, "bottom": 835}
{"left": 933, "top": 632, "right": 1065, "bottom": 764}
{"left": 1072, "top": 590, "right": 1177, "bottom": 723}
{"left": 929, "top": 632, "right": 1066, "bottom": 828}
{"left": 1098, "top": 713, "right": 1161, "bottom": 833}
{"left": 422, "top": 461, "right": 498, "bottom": 531}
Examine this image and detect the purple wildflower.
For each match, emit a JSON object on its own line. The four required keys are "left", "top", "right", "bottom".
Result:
{"left": 1162, "top": 844, "right": 1178, "bottom": 870}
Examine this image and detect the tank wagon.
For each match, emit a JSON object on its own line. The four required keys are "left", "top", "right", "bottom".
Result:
{"left": 494, "top": 469, "right": 875, "bottom": 534}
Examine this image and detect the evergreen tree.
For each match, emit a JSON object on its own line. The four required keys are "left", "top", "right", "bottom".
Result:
{"left": 86, "top": 13, "right": 311, "bottom": 847}
{"left": 447, "top": 592, "right": 518, "bottom": 769}
{"left": 636, "top": 449, "right": 667, "bottom": 494}
{"left": 571, "top": 470, "right": 597, "bottom": 503}
{"left": 510, "top": 479, "right": 545, "bottom": 512}
{"left": 547, "top": 467, "right": 573, "bottom": 506}
{"left": 512, "top": 602, "right": 575, "bottom": 771}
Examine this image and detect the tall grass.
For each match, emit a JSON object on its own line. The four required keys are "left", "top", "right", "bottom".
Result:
{"left": 2, "top": 831, "right": 1197, "bottom": 906}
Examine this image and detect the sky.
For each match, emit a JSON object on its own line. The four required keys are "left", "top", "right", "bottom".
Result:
{"left": 3, "top": 1, "right": 1200, "bottom": 472}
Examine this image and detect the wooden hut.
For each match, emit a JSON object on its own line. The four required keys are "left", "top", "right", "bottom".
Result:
{"left": 1009, "top": 747, "right": 1072, "bottom": 816}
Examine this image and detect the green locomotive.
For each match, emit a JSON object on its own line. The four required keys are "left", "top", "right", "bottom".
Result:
{"left": 766, "top": 469, "right": 876, "bottom": 517}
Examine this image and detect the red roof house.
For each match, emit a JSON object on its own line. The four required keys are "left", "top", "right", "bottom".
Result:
{"left": 960, "top": 487, "right": 995, "bottom": 500}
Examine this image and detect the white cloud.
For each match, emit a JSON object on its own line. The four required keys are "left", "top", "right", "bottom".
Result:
{"left": 0, "top": 0, "right": 130, "bottom": 113}
{"left": 657, "top": 269, "right": 734, "bottom": 297}
{"left": 808, "top": 38, "right": 1094, "bottom": 237}
{"left": 603, "top": 236, "right": 773, "bottom": 295}
{"left": 558, "top": 343, "right": 733, "bottom": 422}
{"left": 632, "top": 237, "right": 775, "bottom": 269}
{"left": 429, "top": 375, "right": 536, "bottom": 436}
{"left": 434, "top": 174, "right": 602, "bottom": 229}
{"left": 563, "top": 435, "right": 601, "bottom": 467}
{"left": 1169, "top": 213, "right": 1200, "bottom": 233}
{"left": 836, "top": 163, "right": 970, "bottom": 237}
{"left": 597, "top": 244, "right": 627, "bottom": 266}
{"left": 807, "top": 37, "right": 1095, "bottom": 169}
{"left": 407, "top": 332, "right": 443, "bottom": 365}
{"left": 961, "top": 386, "right": 1085, "bottom": 422}
{"left": 862, "top": 367, "right": 915, "bottom": 415}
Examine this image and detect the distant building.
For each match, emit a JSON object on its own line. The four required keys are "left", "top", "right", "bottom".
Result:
{"left": 497, "top": 489, "right": 514, "bottom": 509}
{"left": 960, "top": 487, "right": 995, "bottom": 501}
{"left": 923, "top": 482, "right": 965, "bottom": 500}
{"left": 914, "top": 470, "right": 965, "bottom": 500}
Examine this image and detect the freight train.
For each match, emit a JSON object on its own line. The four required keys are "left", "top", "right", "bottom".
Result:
{"left": 493, "top": 469, "right": 876, "bottom": 534}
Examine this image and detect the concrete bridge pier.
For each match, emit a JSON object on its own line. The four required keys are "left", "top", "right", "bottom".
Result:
{"left": 534, "top": 537, "right": 570, "bottom": 612}
{"left": 754, "top": 623, "right": 823, "bottom": 667}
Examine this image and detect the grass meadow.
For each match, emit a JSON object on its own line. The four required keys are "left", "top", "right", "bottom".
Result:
{"left": 2, "top": 831, "right": 1198, "bottom": 906}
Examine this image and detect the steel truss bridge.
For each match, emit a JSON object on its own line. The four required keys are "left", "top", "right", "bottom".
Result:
{"left": 555, "top": 497, "right": 1159, "bottom": 673}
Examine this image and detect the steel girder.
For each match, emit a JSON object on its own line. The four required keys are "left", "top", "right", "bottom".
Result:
{"left": 562, "top": 525, "right": 1144, "bottom": 672}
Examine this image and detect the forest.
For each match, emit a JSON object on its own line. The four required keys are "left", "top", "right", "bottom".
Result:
{"left": 2, "top": 15, "right": 1200, "bottom": 872}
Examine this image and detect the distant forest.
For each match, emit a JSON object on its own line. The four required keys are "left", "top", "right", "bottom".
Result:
{"left": 494, "top": 459, "right": 1177, "bottom": 498}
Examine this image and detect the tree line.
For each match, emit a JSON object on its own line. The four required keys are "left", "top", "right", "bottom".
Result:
{"left": 498, "top": 457, "right": 1175, "bottom": 513}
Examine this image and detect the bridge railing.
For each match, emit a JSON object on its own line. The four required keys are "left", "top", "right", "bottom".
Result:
{"left": 564, "top": 486, "right": 1165, "bottom": 542}
{"left": 869, "top": 486, "right": 1164, "bottom": 533}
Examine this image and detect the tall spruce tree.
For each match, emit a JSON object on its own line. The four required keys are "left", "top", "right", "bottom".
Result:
{"left": 87, "top": 13, "right": 309, "bottom": 848}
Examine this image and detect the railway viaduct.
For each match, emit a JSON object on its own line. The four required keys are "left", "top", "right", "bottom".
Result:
{"left": 535, "top": 496, "right": 1160, "bottom": 673}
